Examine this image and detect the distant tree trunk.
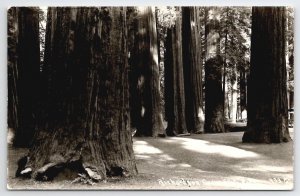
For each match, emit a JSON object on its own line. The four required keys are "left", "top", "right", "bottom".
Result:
{"left": 132, "top": 7, "right": 165, "bottom": 137}
{"left": 204, "top": 7, "right": 225, "bottom": 133}
{"left": 17, "top": 7, "right": 137, "bottom": 181}
{"left": 164, "top": 12, "right": 188, "bottom": 136}
{"left": 243, "top": 7, "right": 291, "bottom": 143}
{"left": 223, "top": 7, "right": 229, "bottom": 120}
{"left": 8, "top": 7, "right": 40, "bottom": 147}
{"left": 231, "top": 64, "right": 238, "bottom": 123}
{"left": 155, "top": 7, "right": 161, "bottom": 66}
{"left": 224, "top": 79, "right": 229, "bottom": 118}
{"left": 182, "top": 7, "right": 204, "bottom": 134}
{"left": 239, "top": 68, "right": 247, "bottom": 113}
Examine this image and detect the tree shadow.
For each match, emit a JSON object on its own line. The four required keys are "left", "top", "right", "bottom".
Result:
{"left": 133, "top": 134, "right": 293, "bottom": 188}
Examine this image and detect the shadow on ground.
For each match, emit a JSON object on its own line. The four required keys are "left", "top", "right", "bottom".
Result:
{"left": 7, "top": 130, "right": 293, "bottom": 190}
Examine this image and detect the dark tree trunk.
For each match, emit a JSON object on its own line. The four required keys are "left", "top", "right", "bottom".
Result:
{"left": 182, "top": 7, "right": 204, "bottom": 134}
{"left": 17, "top": 7, "right": 137, "bottom": 181}
{"left": 127, "top": 7, "right": 140, "bottom": 132}
{"left": 131, "top": 7, "right": 165, "bottom": 137}
{"left": 204, "top": 7, "right": 225, "bottom": 133}
{"left": 8, "top": 7, "right": 40, "bottom": 147}
{"left": 164, "top": 11, "right": 188, "bottom": 136}
{"left": 243, "top": 7, "right": 291, "bottom": 143}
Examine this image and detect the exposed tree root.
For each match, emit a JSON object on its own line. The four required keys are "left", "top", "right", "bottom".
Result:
{"left": 16, "top": 155, "right": 132, "bottom": 182}
{"left": 176, "top": 133, "right": 191, "bottom": 137}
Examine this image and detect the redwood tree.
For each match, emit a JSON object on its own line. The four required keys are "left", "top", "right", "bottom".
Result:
{"left": 204, "top": 7, "right": 225, "bottom": 133}
{"left": 243, "top": 7, "right": 291, "bottom": 143}
{"left": 164, "top": 10, "right": 188, "bottom": 136}
{"left": 131, "top": 7, "right": 165, "bottom": 137}
{"left": 17, "top": 7, "right": 137, "bottom": 181}
{"left": 8, "top": 7, "right": 40, "bottom": 147}
{"left": 182, "top": 7, "right": 204, "bottom": 133}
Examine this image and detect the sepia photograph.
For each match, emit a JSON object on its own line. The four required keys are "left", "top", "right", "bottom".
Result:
{"left": 7, "top": 6, "right": 294, "bottom": 190}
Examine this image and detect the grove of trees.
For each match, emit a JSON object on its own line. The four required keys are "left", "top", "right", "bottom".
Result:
{"left": 8, "top": 6, "right": 293, "bottom": 182}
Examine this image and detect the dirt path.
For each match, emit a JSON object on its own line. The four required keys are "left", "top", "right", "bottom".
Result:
{"left": 7, "top": 130, "right": 293, "bottom": 190}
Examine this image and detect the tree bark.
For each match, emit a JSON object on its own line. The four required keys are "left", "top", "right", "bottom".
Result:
{"left": 182, "top": 7, "right": 204, "bottom": 134}
{"left": 239, "top": 68, "right": 247, "bottom": 114}
{"left": 231, "top": 64, "right": 238, "bottom": 123}
{"left": 164, "top": 11, "right": 188, "bottom": 136}
{"left": 8, "top": 7, "right": 40, "bottom": 147}
{"left": 204, "top": 7, "right": 225, "bottom": 133}
{"left": 243, "top": 7, "right": 291, "bottom": 143}
{"left": 17, "top": 7, "right": 137, "bottom": 181}
{"left": 222, "top": 7, "right": 229, "bottom": 119}
{"left": 131, "top": 7, "right": 165, "bottom": 137}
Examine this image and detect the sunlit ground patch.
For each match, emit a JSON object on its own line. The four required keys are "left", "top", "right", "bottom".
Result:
{"left": 169, "top": 137, "right": 259, "bottom": 159}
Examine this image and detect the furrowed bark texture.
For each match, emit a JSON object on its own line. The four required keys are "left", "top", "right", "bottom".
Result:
{"left": 131, "top": 7, "right": 165, "bottom": 137}
{"left": 182, "top": 7, "right": 204, "bottom": 133}
{"left": 164, "top": 11, "right": 188, "bottom": 136}
{"left": 8, "top": 7, "right": 40, "bottom": 147}
{"left": 243, "top": 7, "right": 291, "bottom": 143}
{"left": 18, "top": 7, "right": 137, "bottom": 181}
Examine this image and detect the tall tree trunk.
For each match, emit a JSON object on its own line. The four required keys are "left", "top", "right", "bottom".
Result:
{"left": 231, "top": 64, "right": 238, "bottom": 123}
{"left": 132, "top": 7, "right": 165, "bottom": 137}
{"left": 243, "top": 7, "right": 291, "bottom": 143}
{"left": 204, "top": 7, "right": 225, "bottom": 133}
{"left": 239, "top": 68, "right": 247, "bottom": 117}
{"left": 223, "top": 7, "right": 229, "bottom": 119}
{"left": 127, "top": 7, "right": 141, "bottom": 132}
{"left": 8, "top": 7, "right": 40, "bottom": 147}
{"left": 17, "top": 7, "right": 137, "bottom": 181}
{"left": 182, "top": 7, "right": 204, "bottom": 134}
{"left": 225, "top": 79, "right": 230, "bottom": 118}
{"left": 164, "top": 10, "right": 188, "bottom": 136}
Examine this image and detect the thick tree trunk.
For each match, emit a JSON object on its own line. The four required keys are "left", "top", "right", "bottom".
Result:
{"left": 17, "top": 7, "right": 137, "bottom": 181}
{"left": 127, "top": 7, "right": 141, "bottom": 132}
{"left": 7, "top": 7, "right": 40, "bottom": 147}
{"left": 8, "top": 8, "right": 19, "bottom": 132}
{"left": 131, "top": 7, "right": 165, "bottom": 137}
{"left": 243, "top": 7, "right": 291, "bottom": 143}
{"left": 204, "top": 7, "right": 225, "bottom": 133}
{"left": 164, "top": 12, "right": 188, "bottom": 136}
{"left": 182, "top": 7, "right": 204, "bottom": 134}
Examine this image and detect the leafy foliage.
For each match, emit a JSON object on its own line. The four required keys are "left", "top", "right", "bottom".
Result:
{"left": 219, "top": 7, "right": 251, "bottom": 78}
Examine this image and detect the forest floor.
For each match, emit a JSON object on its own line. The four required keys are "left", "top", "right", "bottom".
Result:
{"left": 7, "top": 127, "right": 294, "bottom": 190}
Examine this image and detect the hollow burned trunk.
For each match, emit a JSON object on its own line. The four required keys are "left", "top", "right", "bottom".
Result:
{"left": 243, "top": 7, "right": 291, "bottom": 143}
{"left": 8, "top": 7, "right": 40, "bottom": 147}
{"left": 164, "top": 11, "right": 188, "bottom": 136}
{"left": 182, "top": 7, "right": 204, "bottom": 134}
{"left": 17, "top": 7, "right": 137, "bottom": 181}
{"left": 204, "top": 7, "right": 225, "bottom": 133}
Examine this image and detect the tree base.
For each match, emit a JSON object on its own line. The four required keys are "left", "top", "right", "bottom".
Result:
{"left": 16, "top": 129, "right": 137, "bottom": 182}
{"left": 242, "top": 130, "right": 292, "bottom": 143}
{"left": 16, "top": 154, "right": 134, "bottom": 182}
